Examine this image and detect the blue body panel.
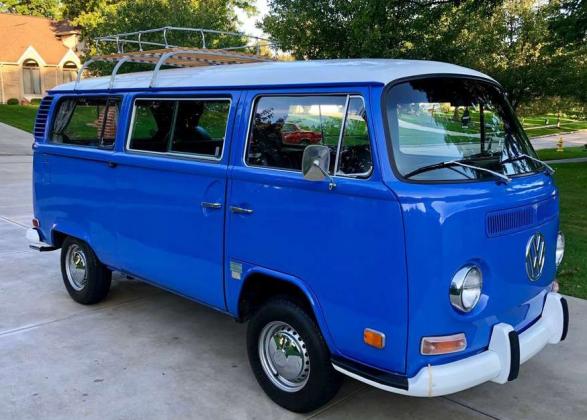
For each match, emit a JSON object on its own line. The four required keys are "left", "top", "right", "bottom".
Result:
{"left": 224, "top": 87, "right": 408, "bottom": 373}
{"left": 390, "top": 175, "right": 557, "bottom": 376}
{"left": 32, "top": 81, "right": 557, "bottom": 380}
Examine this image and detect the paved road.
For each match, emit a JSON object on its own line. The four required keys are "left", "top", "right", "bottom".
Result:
{"left": 530, "top": 130, "right": 587, "bottom": 150}
{"left": 1, "top": 127, "right": 586, "bottom": 419}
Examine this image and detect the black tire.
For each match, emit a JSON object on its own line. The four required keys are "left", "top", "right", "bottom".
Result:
{"left": 60, "top": 237, "right": 111, "bottom": 305}
{"left": 246, "top": 297, "right": 342, "bottom": 413}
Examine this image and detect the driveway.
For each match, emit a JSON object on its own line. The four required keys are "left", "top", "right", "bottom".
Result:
{"left": 1, "top": 126, "right": 586, "bottom": 419}
{"left": 530, "top": 130, "right": 587, "bottom": 150}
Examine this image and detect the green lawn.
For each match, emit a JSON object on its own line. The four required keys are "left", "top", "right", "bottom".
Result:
{"left": 537, "top": 146, "right": 587, "bottom": 161}
{"left": 553, "top": 162, "right": 587, "bottom": 299}
{"left": 521, "top": 114, "right": 587, "bottom": 138}
{"left": 0, "top": 104, "right": 38, "bottom": 133}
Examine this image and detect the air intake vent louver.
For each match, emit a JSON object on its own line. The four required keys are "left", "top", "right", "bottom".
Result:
{"left": 33, "top": 96, "right": 53, "bottom": 140}
{"left": 486, "top": 197, "right": 557, "bottom": 237}
{"left": 487, "top": 206, "right": 534, "bottom": 237}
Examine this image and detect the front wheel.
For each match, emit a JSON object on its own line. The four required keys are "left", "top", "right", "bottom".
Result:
{"left": 246, "top": 298, "right": 342, "bottom": 413}
{"left": 60, "top": 237, "right": 111, "bottom": 305}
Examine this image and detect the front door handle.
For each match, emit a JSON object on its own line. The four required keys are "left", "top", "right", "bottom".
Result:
{"left": 201, "top": 202, "right": 223, "bottom": 209}
{"left": 107, "top": 161, "right": 117, "bottom": 168}
{"left": 230, "top": 206, "right": 253, "bottom": 215}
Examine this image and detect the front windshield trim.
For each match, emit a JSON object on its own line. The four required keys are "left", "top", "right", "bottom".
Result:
{"left": 381, "top": 74, "right": 541, "bottom": 185}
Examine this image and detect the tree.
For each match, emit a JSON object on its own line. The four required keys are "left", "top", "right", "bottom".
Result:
{"left": 0, "top": 0, "right": 61, "bottom": 18}
{"left": 64, "top": 0, "right": 254, "bottom": 51}
{"left": 549, "top": 0, "right": 587, "bottom": 45}
{"left": 262, "top": 0, "right": 584, "bottom": 108}
{"left": 62, "top": 0, "right": 255, "bottom": 74}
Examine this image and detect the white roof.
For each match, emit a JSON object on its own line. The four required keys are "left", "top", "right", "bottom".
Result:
{"left": 52, "top": 59, "right": 496, "bottom": 92}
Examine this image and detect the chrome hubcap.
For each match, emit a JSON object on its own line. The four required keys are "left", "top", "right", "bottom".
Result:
{"left": 258, "top": 321, "right": 310, "bottom": 392}
{"left": 65, "top": 244, "right": 88, "bottom": 291}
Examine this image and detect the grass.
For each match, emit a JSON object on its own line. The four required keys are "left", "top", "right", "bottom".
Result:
{"left": 0, "top": 104, "right": 38, "bottom": 133}
{"left": 537, "top": 146, "right": 587, "bottom": 161}
{"left": 521, "top": 114, "right": 587, "bottom": 138}
{"left": 553, "top": 162, "right": 587, "bottom": 299}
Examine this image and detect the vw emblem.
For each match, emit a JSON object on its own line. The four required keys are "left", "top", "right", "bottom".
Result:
{"left": 525, "top": 232, "right": 546, "bottom": 281}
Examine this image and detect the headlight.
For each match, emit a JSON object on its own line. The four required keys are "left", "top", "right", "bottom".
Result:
{"left": 450, "top": 266, "right": 483, "bottom": 313}
{"left": 556, "top": 231, "right": 565, "bottom": 269}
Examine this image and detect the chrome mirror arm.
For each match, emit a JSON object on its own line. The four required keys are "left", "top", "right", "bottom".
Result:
{"left": 313, "top": 160, "right": 336, "bottom": 191}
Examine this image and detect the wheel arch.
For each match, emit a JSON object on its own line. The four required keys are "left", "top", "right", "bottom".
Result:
{"left": 236, "top": 267, "right": 338, "bottom": 353}
{"left": 50, "top": 223, "right": 91, "bottom": 248}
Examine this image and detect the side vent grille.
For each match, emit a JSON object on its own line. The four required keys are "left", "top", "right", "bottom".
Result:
{"left": 33, "top": 96, "right": 53, "bottom": 141}
{"left": 487, "top": 206, "right": 534, "bottom": 237}
{"left": 486, "top": 197, "right": 557, "bottom": 237}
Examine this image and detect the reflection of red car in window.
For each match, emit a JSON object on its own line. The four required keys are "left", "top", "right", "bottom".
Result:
{"left": 281, "top": 123, "right": 323, "bottom": 145}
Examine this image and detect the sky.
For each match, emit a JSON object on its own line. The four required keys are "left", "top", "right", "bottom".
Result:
{"left": 236, "top": 0, "right": 269, "bottom": 38}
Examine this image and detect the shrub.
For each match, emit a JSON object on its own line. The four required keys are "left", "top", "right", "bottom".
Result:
{"left": 6, "top": 98, "right": 19, "bottom": 105}
{"left": 29, "top": 98, "right": 42, "bottom": 105}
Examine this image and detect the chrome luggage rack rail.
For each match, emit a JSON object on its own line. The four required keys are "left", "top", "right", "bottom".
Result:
{"left": 75, "top": 26, "right": 277, "bottom": 90}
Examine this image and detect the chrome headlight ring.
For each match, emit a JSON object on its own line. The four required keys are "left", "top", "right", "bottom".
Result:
{"left": 450, "top": 265, "right": 483, "bottom": 313}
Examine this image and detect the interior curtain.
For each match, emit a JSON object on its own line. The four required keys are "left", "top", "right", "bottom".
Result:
{"left": 53, "top": 99, "right": 77, "bottom": 134}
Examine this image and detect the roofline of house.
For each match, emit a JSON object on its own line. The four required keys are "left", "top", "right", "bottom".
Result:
{"left": 0, "top": 12, "right": 80, "bottom": 34}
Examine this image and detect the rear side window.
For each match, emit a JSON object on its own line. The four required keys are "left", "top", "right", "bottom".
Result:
{"left": 246, "top": 95, "right": 373, "bottom": 177}
{"left": 128, "top": 98, "right": 230, "bottom": 159}
{"left": 51, "top": 97, "right": 120, "bottom": 148}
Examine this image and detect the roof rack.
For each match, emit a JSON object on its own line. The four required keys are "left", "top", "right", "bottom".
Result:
{"left": 75, "top": 26, "right": 277, "bottom": 90}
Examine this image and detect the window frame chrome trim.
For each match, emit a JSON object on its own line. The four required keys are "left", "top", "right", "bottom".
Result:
{"left": 335, "top": 95, "right": 374, "bottom": 179}
{"left": 48, "top": 95, "right": 122, "bottom": 151}
{"left": 242, "top": 93, "right": 374, "bottom": 180}
{"left": 125, "top": 96, "right": 232, "bottom": 162}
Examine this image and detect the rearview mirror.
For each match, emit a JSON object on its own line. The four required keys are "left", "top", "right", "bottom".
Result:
{"left": 302, "top": 145, "right": 330, "bottom": 181}
{"left": 302, "top": 145, "right": 336, "bottom": 190}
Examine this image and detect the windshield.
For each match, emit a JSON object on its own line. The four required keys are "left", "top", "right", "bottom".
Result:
{"left": 385, "top": 77, "right": 542, "bottom": 181}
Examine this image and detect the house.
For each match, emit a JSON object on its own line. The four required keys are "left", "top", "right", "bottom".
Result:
{"left": 0, "top": 13, "right": 81, "bottom": 103}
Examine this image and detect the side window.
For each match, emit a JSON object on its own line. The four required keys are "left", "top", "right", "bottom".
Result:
{"left": 246, "top": 95, "right": 373, "bottom": 177}
{"left": 170, "top": 100, "right": 229, "bottom": 158}
{"left": 128, "top": 99, "right": 230, "bottom": 159}
{"left": 129, "top": 100, "right": 175, "bottom": 152}
{"left": 336, "top": 97, "right": 373, "bottom": 177}
{"left": 51, "top": 97, "right": 120, "bottom": 148}
{"left": 246, "top": 96, "right": 346, "bottom": 172}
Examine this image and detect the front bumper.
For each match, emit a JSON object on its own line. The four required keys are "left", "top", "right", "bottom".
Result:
{"left": 333, "top": 292, "right": 569, "bottom": 397}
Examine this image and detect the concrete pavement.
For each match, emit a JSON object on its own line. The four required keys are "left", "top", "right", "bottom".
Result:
{"left": 1, "top": 127, "right": 586, "bottom": 419}
{"left": 530, "top": 130, "right": 587, "bottom": 150}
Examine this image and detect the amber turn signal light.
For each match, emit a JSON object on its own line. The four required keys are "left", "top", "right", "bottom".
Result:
{"left": 364, "top": 328, "right": 385, "bottom": 349}
{"left": 421, "top": 333, "right": 467, "bottom": 355}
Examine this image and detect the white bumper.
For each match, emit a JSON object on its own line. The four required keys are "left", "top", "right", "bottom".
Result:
{"left": 334, "top": 292, "right": 568, "bottom": 397}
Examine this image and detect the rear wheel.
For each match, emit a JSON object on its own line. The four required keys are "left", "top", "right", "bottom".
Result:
{"left": 60, "top": 237, "right": 111, "bottom": 304}
{"left": 246, "top": 297, "right": 342, "bottom": 413}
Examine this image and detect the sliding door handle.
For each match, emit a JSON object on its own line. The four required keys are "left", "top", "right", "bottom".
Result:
{"left": 201, "top": 202, "right": 223, "bottom": 209}
{"left": 230, "top": 206, "right": 253, "bottom": 215}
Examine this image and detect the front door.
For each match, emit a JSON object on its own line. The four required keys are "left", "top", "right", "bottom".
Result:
{"left": 115, "top": 93, "right": 238, "bottom": 310}
{"left": 226, "top": 89, "right": 408, "bottom": 374}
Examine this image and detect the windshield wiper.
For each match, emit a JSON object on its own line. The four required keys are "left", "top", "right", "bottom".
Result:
{"left": 404, "top": 160, "right": 511, "bottom": 183}
{"left": 500, "top": 153, "right": 555, "bottom": 175}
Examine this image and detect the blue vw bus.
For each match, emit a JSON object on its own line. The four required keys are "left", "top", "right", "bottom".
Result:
{"left": 28, "top": 58, "right": 568, "bottom": 412}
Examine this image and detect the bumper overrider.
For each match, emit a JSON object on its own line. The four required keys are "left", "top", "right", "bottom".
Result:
{"left": 332, "top": 292, "right": 569, "bottom": 397}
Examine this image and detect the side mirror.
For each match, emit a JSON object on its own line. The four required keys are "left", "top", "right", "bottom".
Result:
{"left": 302, "top": 145, "right": 336, "bottom": 190}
